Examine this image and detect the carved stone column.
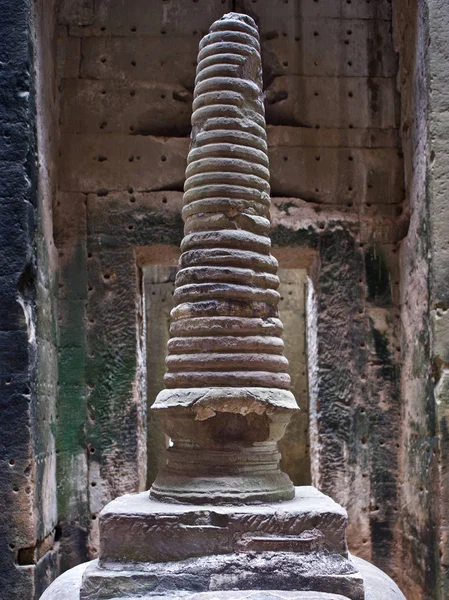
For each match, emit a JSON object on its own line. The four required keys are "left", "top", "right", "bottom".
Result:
{"left": 150, "top": 12, "right": 298, "bottom": 505}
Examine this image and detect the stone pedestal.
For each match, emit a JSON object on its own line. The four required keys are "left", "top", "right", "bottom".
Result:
{"left": 78, "top": 487, "right": 365, "bottom": 600}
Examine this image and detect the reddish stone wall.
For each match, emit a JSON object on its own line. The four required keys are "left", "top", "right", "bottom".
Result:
{"left": 393, "top": 0, "right": 449, "bottom": 597}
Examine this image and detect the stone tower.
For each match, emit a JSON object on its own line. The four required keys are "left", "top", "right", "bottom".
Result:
{"left": 150, "top": 11, "right": 298, "bottom": 505}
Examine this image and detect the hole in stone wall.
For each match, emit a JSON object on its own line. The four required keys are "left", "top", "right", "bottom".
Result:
{"left": 18, "top": 547, "right": 36, "bottom": 565}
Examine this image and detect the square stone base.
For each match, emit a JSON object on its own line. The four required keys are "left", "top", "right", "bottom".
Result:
{"left": 80, "top": 487, "right": 364, "bottom": 600}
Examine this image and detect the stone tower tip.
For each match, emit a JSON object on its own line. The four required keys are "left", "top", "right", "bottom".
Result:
{"left": 220, "top": 12, "right": 258, "bottom": 27}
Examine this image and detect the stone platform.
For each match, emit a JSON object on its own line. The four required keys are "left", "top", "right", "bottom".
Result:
{"left": 40, "top": 487, "right": 406, "bottom": 600}
{"left": 78, "top": 487, "right": 365, "bottom": 600}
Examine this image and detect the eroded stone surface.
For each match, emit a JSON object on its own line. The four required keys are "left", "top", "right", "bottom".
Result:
{"left": 81, "top": 554, "right": 364, "bottom": 600}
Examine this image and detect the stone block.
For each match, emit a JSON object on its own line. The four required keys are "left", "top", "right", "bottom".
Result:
{"left": 58, "top": 242, "right": 88, "bottom": 303}
{"left": 59, "top": 134, "right": 188, "bottom": 193}
{"left": 263, "top": 19, "right": 397, "bottom": 78}
{"left": 0, "top": 121, "right": 30, "bottom": 162}
{"left": 34, "top": 548, "right": 60, "bottom": 600}
{"left": 81, "top": 557, "right": 364, "bottom": 600}
{"left": 39, "top": 555, "right": 406, "bottom": 600}
{"left": 80, "top": 37, "right": 198, "bottom": 87}
{"left": 0, "top": 196, "right": 35, "bottom": 276}
{"left": 267, "top": 126, "right": 399, "bottom": 149}
{"left": 56, "top": 30, "right": 81, "bottom": 79}
{"left": 0, "top": 273, "right": 29, "bottom": 331}
{"left": 75, "top": 488, "right": 365, "bottom": 600}
{"left": 247, "top": 0, "right": 391, "bottom": 24}
{"left": 268, "top": 147, "right": 402, "bottom": 205}
{"left": 53, "top": 192, "right": 87, "bottom": 246}
{"left": 87, "top": 191, "right": 183, "bottom": 248}
{"left": 432, "top": 308, "right": 449, "bottom": 364}
{"left": 183, "top": 594, "right": 350, "bottom": 600}
{"left": 85, "top": 247, "right": 146, "bottom": 507}
{"left": 58, "top": 0, "right": 94, "bottom": 26}
{"left": 277, "top": 268, "right": 309, "bottom": 486}
{"left": 58, "top": 299, "right": 86, "bottom": 348}
{"left": 60, "top": 79, "right": 192, "bottom": 136}
{"left": 98, "top": 487, "right": 348, "bottom": 564}
{"left": 69, "top": 0, "right": 232, "bottom": 36}
{"left": 265, "top": 77, "right": 398, "bottom": 130}
{"left": 143, "top": 267, "right": 177, "bottom": 487}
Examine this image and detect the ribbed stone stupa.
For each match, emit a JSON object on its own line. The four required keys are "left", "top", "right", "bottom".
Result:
{"left": 150, "top": 12, "right": 298, "bottom": 505}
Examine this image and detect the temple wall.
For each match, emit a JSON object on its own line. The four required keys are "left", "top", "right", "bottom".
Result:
{"left": 2, "top": 0, "right": 449, "bottom": 598}
{"left": 394, "top": 0, "right": 449, "bottom": 597}
{"left": 0, "top": 0, "right": 60, "bottom": 597}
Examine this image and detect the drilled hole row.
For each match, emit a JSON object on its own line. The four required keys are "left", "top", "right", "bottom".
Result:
{"left": 282, "top": 154, "right": 356, "bottom": 162}
{"left": 96, "top": 57, "right": 359, "bottom": 73}
{"left": 93, "top": 155, "right": 168, "bottom": 163}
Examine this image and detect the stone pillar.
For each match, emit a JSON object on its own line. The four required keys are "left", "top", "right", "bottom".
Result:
{"left": 150, "top": 12, "right": 298, "bottom": 505}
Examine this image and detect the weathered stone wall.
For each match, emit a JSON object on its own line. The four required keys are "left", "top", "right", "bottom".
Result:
{"left": 393, "top": 0, "right": 449, "bottom": 597}
{"left": 52, "top": 0, "right": 405, "bottom": 586}
{"left": 428, "top": 1, "right": 449, "bottom": 595}
{"left": 392, "top": 1, "right": 435, "bottom": 596}
{"left": 33, "top": 0, "right": 60, "bottom": 594}
{"left": 0, "top": 0, "right": 60, "bottom": 598}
